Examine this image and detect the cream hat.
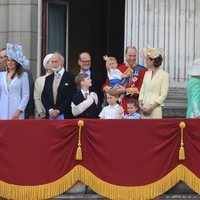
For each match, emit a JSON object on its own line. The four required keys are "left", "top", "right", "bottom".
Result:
{"left": 188, "top": 58, "right": 200, "bottom": 76}
{"left": 43, "top": 53, "right": 53, "bottom": 68}
{"left": 140, "top": 45, "right": 164, "bottom": 59}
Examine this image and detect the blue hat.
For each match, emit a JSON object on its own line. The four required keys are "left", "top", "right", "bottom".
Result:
{"left": 6, "top": 43, "right": 29, "bottom": 68}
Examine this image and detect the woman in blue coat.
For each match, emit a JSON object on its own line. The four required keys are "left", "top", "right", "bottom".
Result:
{"left": 0, "top": 43, "right": 29, "bottom": 120}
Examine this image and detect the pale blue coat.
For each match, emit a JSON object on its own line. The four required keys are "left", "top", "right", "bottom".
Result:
{"left": 0, "top": 72, "right": 29, "bottom": 119}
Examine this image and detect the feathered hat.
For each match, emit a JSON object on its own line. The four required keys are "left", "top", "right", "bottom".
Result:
{"left": 6, "top": 43, "right": 29, "bottom": 68}
{"left": 140, "top": 45, "right": 164, "bottom": 59}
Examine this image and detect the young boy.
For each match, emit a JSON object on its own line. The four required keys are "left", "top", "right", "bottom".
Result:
{"left": 99, "top": 90, "right": 124, "bottom": 119}
{"left": 71, "top": 73, "right": 99, "bottom": 118}
{"left": 103, "top": 55, "right": 129, "bottom": 88}
{"left": 103, "top": 55, "right": 131, "bottom": 103}
{"left": 123, "top": 98, "right": 141, "bottom": 119}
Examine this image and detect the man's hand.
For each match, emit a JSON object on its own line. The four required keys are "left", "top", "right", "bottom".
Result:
{"left": 103, "top": 85, "right": 111, "bottom": 92}
{"left": 49, "top": 109, "right": 60, "bottom": 119}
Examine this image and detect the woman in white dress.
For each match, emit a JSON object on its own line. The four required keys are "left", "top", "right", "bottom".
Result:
{"left": 139, "top": 45, "right": 169, "bottom": 118}
{"left": 0, "top": 43, "right": 29, "bottom": 120}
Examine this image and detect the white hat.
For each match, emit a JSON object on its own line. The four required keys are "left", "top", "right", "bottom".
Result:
{"left": 43, "top": 53, "right": 53, "bottom": 68}
{"left": 188, "top": 58, "right": 200, "bottom": 76}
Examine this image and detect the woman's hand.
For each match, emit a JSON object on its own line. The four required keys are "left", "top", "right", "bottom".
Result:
{"left": 12, "top": 109, "right": 21, "bottom": 120}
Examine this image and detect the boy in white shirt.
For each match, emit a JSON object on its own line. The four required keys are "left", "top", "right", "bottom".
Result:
{"left": 99, "top": 91, "right": 124, "bottom": 119}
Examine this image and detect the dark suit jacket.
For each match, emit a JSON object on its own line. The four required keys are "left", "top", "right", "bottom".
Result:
{"left": 23, "top": 68, "right": 35, "bottom": 118}
{"left": 72, "top": 90, "right": 100, "bottom": 118}
{"left": 77, "top": 71, "right": 105, "bottom": 108}
{"left": 42, "top": 70, "right": 75, "bottom": 119}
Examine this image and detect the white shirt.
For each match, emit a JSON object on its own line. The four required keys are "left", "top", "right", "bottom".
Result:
{"left": 99, "top": 104, "right": 123, "bottom": 119}
{"left": 54, "top": 67, "right": 65, "bottom": 79}
{"left": 107, "top": 69, "right": 122, "bottom": 80}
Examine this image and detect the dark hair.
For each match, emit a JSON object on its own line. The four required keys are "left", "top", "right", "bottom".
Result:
{"left": 74, "top": 73, "right": 89, "bottom": 88}
{"left": 127, "top": 98, "right": 139, "bottom": 112}
{"left": 8, "top": 61, "right": 23, "bottom": 79}
{"left": 0, "top": 48, "right": 6, "bottom": 52}
{"left": 150, "top": 55, "right": 163, "bottom": 68}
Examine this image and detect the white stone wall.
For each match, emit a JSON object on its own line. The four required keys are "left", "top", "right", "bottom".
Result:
{"left": 125, "top": 0, "right": 200, "bottom": 88}
{"left": 0, "top": 0, "right": 38, "bottom": 79}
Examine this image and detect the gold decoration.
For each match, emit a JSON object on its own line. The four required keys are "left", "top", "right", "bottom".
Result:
{"left": 76, "top": 120, "right": 84, "bottom": 160}
{"left": 179, "top": 121, "right": 186, "bottom": 160}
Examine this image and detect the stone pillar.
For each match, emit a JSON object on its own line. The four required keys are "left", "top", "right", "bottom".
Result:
{"left": 124, "top": 0, "right": 200, "bottom": 117}
{"left": 0, "top": 0, "right": 38, "bottom": 79}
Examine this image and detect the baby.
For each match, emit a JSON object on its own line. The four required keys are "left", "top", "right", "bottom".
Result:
{"left": 103, "top": 55, "right": 130, "bottom": 103}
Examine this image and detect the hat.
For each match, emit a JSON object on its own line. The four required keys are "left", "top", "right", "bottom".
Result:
{"left": 43, "top": 53, "right": 53, "bottom": 68}
{"left": 6, "top": 43, "right": 29, "bottom": 68}
{"left": 140, "top": 45, "right": 164, "bottom": 59}
{"left": 188, "top": 58, "right": 200, "bottom": 76}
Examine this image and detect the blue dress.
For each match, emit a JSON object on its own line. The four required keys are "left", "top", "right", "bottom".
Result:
{"left": 186, "top": 77, "right": 200, "bottom": 118}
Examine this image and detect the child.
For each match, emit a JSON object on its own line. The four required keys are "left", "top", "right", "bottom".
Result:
{"left": 99, "top": 90, "right": 124, "bottom": 119}
{"left": 103, "top": 55, "right": 129, "bottom": 88}
{"left": 71, "top": 73, "right": 99, "bottom": 118}
{"left": 123, "top": 98, "right": 141, "bottom": 119}
{"left": 103, "top": 55, "right": 130, "bottom": 103}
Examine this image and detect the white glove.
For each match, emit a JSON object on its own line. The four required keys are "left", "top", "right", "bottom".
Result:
{"left": 89, "top": 92, "right": 98, "bottom": 105}
{"left": 71, "top": 96, "right": 94, "bottom": 116}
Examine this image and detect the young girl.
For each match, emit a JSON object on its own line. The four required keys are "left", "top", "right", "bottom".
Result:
{"left": 99, "top": 91, "right": 124, "bottom": 119}
{"left": 123, "top": 99, "right": 141, "bottom": 119}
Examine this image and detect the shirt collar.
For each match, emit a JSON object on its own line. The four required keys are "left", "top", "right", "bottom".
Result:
{"left": 81, "top": 89, "right": 89, "bottom": 96}
{"left": 79, "top": 69, "right": 91, "bottom": 78}
{"left": 55, "top": 67, "right": 65, "bottom": 77}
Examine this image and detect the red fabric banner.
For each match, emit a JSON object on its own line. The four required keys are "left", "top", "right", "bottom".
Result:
{"left": 0, "top": 119, "right": 199, "bottom": 199}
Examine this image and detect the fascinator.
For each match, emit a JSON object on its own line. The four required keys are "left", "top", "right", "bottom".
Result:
{"left": 43, "top": 53, "right": 53, "bottom": 69}
{"left": 188, "top": 58, "right": 200, "bottom": 76}
{"left": 6, "top": 43, "right": 29, "bottom": 68}
{"left": 140, "top": 45, "right": 164, "bottom": 60}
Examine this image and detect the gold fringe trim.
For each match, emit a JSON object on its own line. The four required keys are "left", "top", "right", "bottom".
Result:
{"left": 78, "top": 165, "right": 200, "bottom": 200}
{"left": 0, "top": 167, "right": 79, "bottom": 200}
{"left": 1, "top": 164, "right": 200, "bottom": 199}
{"left": 179, "top": 121, "right": 186, "bottom": 160}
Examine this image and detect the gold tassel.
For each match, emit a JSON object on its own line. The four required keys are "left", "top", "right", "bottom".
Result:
{"left": 76, "top": 120, "right": 84, "bottom": 160}
{"left": 179, "top": 121, "right": 186, "bottom": 160}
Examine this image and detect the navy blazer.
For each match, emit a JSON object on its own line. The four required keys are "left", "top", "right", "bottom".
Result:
{"left": 72, "top": 90, "right": 100, "bottom": 118}
{"left": 42, "top": 70, "right": 76, "bottom": 119}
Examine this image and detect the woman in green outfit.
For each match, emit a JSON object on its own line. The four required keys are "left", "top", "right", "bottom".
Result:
{"left": 186, "top": 58, "right": 200, "bottom": 118}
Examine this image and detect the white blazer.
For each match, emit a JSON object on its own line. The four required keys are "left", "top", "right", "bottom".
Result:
{"left": 0, "top": 72, "right": 29, "bottom": 119}
{"left": 34, "top": 75, "right": 47, "bottom": 117}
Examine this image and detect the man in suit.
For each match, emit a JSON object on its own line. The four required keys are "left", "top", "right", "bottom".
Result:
{"left": 42, "top": 52, "right": 75, "bottom": 119}
{"left": 78, "top": 52, "right": 105, "bottom": 107}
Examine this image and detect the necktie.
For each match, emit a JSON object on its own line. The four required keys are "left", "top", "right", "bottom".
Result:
{"left": 56, "top": 73, "right": 61, "bottom": 79}
{"left": 84, "top": 92, "right": 88, "bottom": 99}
